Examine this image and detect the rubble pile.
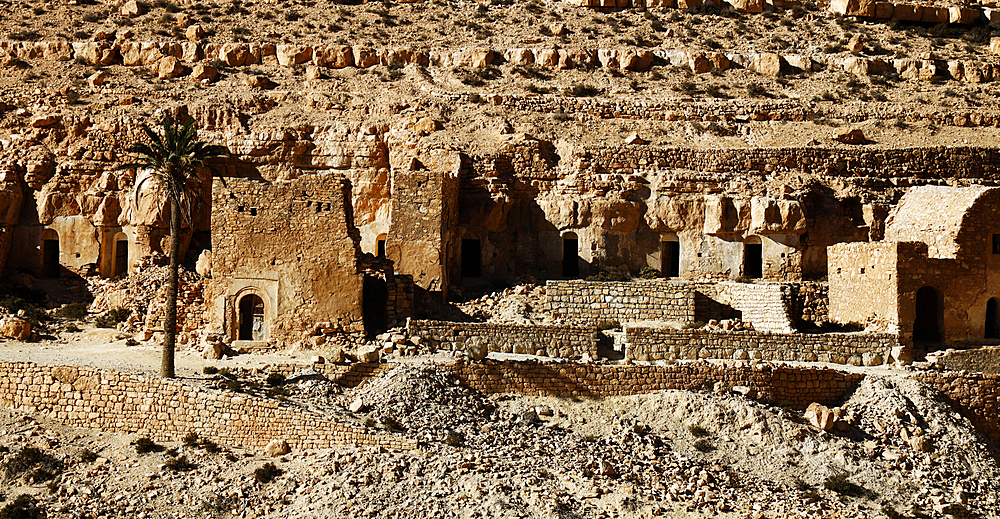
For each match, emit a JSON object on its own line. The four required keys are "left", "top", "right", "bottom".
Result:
{"left": 88, "top": 257, "right": 206, "bottom": 344}
{"left": 457, "top": 284, "right": 559, "bottom": 326}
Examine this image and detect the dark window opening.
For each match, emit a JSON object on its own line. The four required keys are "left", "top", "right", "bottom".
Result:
{"left": 993, "top": 234, "right": 1000, "bottom": 254}
{"left": 745, "top": 243, "right": 763, "bottom": 279}
{"left": 238, "top": 294, "right": 265, "bottom": 341}
{"left": 461, "top": 239, "right": 481, "bottom": 278}
{"left": 987, "top": 298, "right": 999, "bottom": 339}
{"left": 249, "top": 208, "right": 257, "bottom": 216}
{"left": 913, "top": 286, "right": 942, "bottom": 344}
{"left": 377, "top": 239, "right": 386, "bottom": 258}
{"left": 42, "top": 239, "right": 60, "bottom": 278}
{"left": 562, "top": 236, "right": 579, "bottom": 278}
{"left": 661, "top": 240, "right": 680, "bottom": 278}
{"left": 114, "top": 240, "right": 128, "bottom": 277}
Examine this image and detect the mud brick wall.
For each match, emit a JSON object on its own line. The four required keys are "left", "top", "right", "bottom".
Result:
{"left": 913, "top": 370, "right": 1000, "bottom": 444}
{"left": 0, "top": 362, "right": 416, "bottom": 451}
{"left": 624, "top": 328, "right": 898, "bottom": 366}
{"left": 406, "top": 320, "right": 599, "bottom": 360}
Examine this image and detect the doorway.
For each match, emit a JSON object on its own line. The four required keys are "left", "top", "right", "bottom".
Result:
{"left": 744, "top": 237, "right": 762, "bottom": 279}
{"left": 114, "top": 239, "right": 129, "bottom": 277}
{"left": 661, "top": 238, "right": 680, "bottom": 278}
{"left": 987, "top": 298, "right": 999, "bottom": 339}
{"left": 238, "top": 294, "right": 265, "bottom": 341}
{"left": 913, "top": 286, "right": 942, "bottom": 343}
{"left": 461, "top": 239, "right": 481, "bottom": 278}
{"left": 562, "top": 233, "right": 579, "bottom": 278}
{"left": 363, "top": 275, "right": 389, "bottom": 338}
{"left": 376, "top": 233, "right": 387, "bottom": 258}
{"left": 42, "top": 234, "right": 60, "bottom": 278}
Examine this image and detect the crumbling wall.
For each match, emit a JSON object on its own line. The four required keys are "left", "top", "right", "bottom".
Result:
{"left": 624, "top": 327, "right": 898, "bottom": 365}
{"left": 208, "top": 173, "right": 366, "bottom": 345}
{"left": 0, "top": 362, "right": 416, "bottom": 451}
{"left": 912, "top": 370, "right": 1000, "bottom": 445}
{"left": 406, "top": 320, "right": 598, "bottom": 360}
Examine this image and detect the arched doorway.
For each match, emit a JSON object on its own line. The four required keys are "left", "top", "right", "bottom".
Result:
{"left": 986, "top": 298, "right": 999, "bottom": 339}
{"left": 238, "top": 294, "right": 265, "bottom": 341}
{"left": 113, "top": 233, "right": 129, "bottom": 277}
{"left": 661, "top": 234, "right": 680, "bottom": 278}
{"left": 41, "top": 229, "right": 60, "bottom": 278}
{"left": 744, "top": 236, "right": 763, "bottom": 279}
{"left": 562, "top": 232, "right": 579, "bottom": 278}
{"left": 913, "top": 286, "right": 942, "bottom": 344}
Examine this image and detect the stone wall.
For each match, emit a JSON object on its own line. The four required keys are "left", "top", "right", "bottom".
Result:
{"left": 406, "top": 320, "right": 599, "bottom": 360}
{"left": 546, "top": 280, "right": 796, "bottom": 332}
{"left": 623, "top": 327, "right": 898, "bottom": 366}
{"left": 929, "top": 346, "right": 1000, "bottom": 374}
{"left": 208, "top": 173, "right": 367, "bottom": 345}
{"left": 0, "top": 362, "right": 416, "bottom": 451}
{"left": 268, "top": 359, "right": 865, "bottom": 411}
{"left": 546, "top": 280, "right": 702, "bottom": 324}
{"left": 912, "top": 370, "right": 1000, "bottom": 444}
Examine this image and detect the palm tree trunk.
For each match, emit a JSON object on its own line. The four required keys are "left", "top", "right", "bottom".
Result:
{"left": 162, "top": 195, "right": 181, "bottom": 378}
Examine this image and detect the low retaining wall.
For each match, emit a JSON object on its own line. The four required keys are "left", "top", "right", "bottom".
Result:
{"left": 270, "top": 359, "right": 864, "bottom": 410}
{"left": 912, "top": 370, "right": 1000, "bottom": 445}
{"left": 0, "top": 362, "right": 416, "bottom": 451}
{"left": 624, "top": 327, "right": 898, "bottom": 366}
{"left": 546, "top": 280, "right": 797, "bottom": 332}
{"left": 406, "top": 320, "right": 599, "bottom": 360}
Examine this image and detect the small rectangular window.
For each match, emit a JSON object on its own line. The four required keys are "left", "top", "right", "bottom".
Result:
{"left": 993, "top": 234, "right": 1000, "bottom": 255}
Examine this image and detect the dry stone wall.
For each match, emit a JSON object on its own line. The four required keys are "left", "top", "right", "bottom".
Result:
{"left": 0, "top": 362, "right": 416, "bottom": 451}
{"left": 912, "top": 370, "right": 1000, "bottom": 444}
{"left": 270, "top": 359, "right": 865, "bottom": 410}
{"left": 406, "top": 320, "right": 599, "bottom": 360}
{"left": 623, "top": 327, "right": 898, "bottom": 366}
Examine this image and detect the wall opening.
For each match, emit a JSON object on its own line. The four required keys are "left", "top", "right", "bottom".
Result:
{"left": 661, "top": 235, "right": 680, "bottom": 278}
{"left": 744, "top": 236, "right": 763, "bottom": 279}
{"left": 363, "top": 275, "right": 389, "bottom": 338}
{"left": 461, "top": 238, "right": 481, "bottom": 278}
{"left": 238, "top": 294, "right": 265, "bottom": 341}
{"left": 114, "top": 235, "right": 129, "bottom": 277}
{"left": 993, "top": 234, "right": 1000, "bottom": 255}
{"left": 562, "top": 232, "right": 579, "bottom": 278}
{"left": 376, "top": 233, "right": 387, "bottom": 258}
{"left": 987, "top": 298, "right": 999, "bottom": 339}
{"left": 913, "top": 286, "right": 942, "bottom": 344}
{"left": 41, "top": 230, "right": 60, "bottom": 279}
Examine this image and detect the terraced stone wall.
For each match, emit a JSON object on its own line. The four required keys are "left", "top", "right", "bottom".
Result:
{"left": 0, "top": 362, "right": 416, "bottom": 451}
{"left": 912, "top": 370, "right": 1000, "bottom": 444}
{"left": 406, "top": 320, "right": 599, "bottom": 360}
{"left": 623, "top": 327, "right": 898, "bottom": 365}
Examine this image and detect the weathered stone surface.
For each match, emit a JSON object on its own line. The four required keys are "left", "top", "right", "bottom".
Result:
{"left": 750, "top": 53, "right": 786, "bottom": 77}
{"left": 466, "top": 336, "right": 488, "bottom": 361}
{"left": 0, "top": 316, "right": 30, "bottom": 340}
{"left": 157, "top": 56, "right": 185, "bottom": 79}
{"left": 804, "top": 402, "right": 835, "bottom": 430}
{"left": 190, "top": 63, "right": 218, "bottom": 83}
{"left": 313, "top": 45, "right": 354, "bottom": 68}
{"left": 264, "top": 439, "right": 290, "bottom": 457}
{"left": 829, "top": 0, "right": 874, "bottom": 16}
{"left": 834, "top": 128, "right": 867, "bottom": 145}
{"left": 275, "top": 45, "right": 312, "bottom": 66}
{"left": 120, "top": 0, "right": 143, "bottom": 17}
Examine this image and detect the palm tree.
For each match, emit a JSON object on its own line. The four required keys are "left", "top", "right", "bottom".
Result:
{"left": 121, "top": 116, "right": 226, "bottom": 378}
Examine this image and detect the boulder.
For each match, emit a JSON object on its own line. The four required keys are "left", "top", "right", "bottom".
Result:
{"left": 829, "top": 0, "right": 874, "bottom": 17}
{"left": 949, "top": 6, "right": 980, "bottom": 24}
{"left": 466, "top": 336, "right": 488, "bottom": 361}
{"left": 0, "top": 315, "right": 30, "bottom": 340}
{"left": 120, "top": 0, "right": 143, "bottom": 17}
{"left": 991, "top": 38, "right": 1000, "bottom": 55}
{"left": 195, "top": 249, "right": 213, "bottom": 277}
{"left": 87, "top": 71, "right": 108, "bottom": 87}
{"left": 313, "top": 45, "right": 354, "bottom": 68}
{"left": 804, "top": 402, "right": 835, "bottom": 431}
{"left": 156, "top": 56, "right": 185, "bottom": 79}
{"left": 688, "top": 52, "right": 713, "bottom": 74}
{"left": 414, "top": 117, "right": 441, "bottom": 134}
{"left": 264, "top": 439, "right": 289, "bottom": 457}
{"left": 834, "top": 128, "right": 867, "bottom": 145}
{"left": 750, "top": 53, "right": 786, "bottom": 77}
{"left": 348, "top": 398, "right": 365, "bottom": 413}
{"left": 218, "top": 43, "right": 250, "bottom": 67}
{"left": 201, "top": 341, "right": 223, "bottom": 360}
{"left": 275, "top": 45, "right": 312, "bottom": 66}
{"left": 726, "top": 0, "right": 762, "bottom": 13}
{"left": 353, "top": 46, "right": 379, "bottom": 68}
{"left": 327, "top": 347, "right": 346, "bottom": 364}
{"left": 244, "top": 75, "right": 269, "bottom": 88}
{"left": 190, "top": 64, "right": 218, "bottom": 83}
{"left": 186, "top": 24, "right": 205, "bottom": 41}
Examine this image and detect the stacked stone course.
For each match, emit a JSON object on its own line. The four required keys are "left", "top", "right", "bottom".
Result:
{"left": 406, "top": 320, "right": 599, "bottom": 360}
{"left": 0, "top": 362, "right": 416, "bottom": 451}
{"left": 624, "top": 327, "right": 897, "bottom": 366}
